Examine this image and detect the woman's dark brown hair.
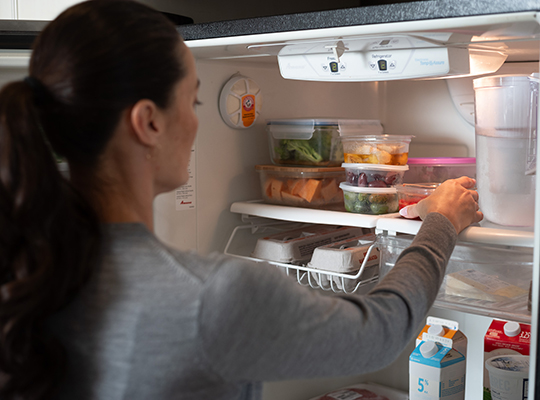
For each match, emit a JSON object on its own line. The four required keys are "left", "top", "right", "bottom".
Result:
{"left": 0, "top": 1, "right": 185, "bottom": 398}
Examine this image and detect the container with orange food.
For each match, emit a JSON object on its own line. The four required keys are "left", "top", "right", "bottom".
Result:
{"left": 255, "top": 165, "right": 346, "bottom": 209}
{"left": 395, "top": 183, "right": 439, "bottom": 210}
{"left": 340, "top": 134, "right": 414, "bottom": 165}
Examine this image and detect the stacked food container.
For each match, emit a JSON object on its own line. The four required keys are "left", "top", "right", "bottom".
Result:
{"left": 252, "top": 119, "right": 388, "bottom": 292}
{"left": 396, "top": 157, "right": 477, "bottom": 211}
{"left": 256, "top": 118, "right": 385, "bottom": 210}
{"left": 339, "top": 128, "right": 414, "bottom": 214}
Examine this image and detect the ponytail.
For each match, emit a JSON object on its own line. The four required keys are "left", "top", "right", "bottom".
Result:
{"left": 0, "top": 80, "right": 101, "bottom": 398}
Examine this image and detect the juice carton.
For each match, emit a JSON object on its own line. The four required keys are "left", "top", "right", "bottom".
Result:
{"left": 416, "top": 316, "right": 468, "bottom": 359}
{"left": 410, "top": 341, "right": 466, "bottom": 400}
{"left": 483, "top": 320, "right": 531, "bottom": 400}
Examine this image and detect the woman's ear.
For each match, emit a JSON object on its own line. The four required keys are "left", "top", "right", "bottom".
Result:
{"left": 129, "top": 99, "right": 164, "bottom": 147}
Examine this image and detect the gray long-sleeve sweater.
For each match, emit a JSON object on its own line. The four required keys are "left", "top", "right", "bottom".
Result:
{"left": 48, "top": 212, "right": 457, "bottom": 399}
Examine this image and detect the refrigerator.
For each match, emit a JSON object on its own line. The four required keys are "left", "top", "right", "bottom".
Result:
{"left": 0, "top": 1, "right": 539, "bottom": 398}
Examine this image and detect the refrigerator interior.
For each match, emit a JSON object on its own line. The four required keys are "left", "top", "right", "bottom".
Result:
{"left": 153, "top": 13, "right": 540, "bottom": 400}
{"left": 1, "top": 9, "right": 539, "bottom": 400}
{"left": 152, "top": 60, "right": 531, "bottom": 400}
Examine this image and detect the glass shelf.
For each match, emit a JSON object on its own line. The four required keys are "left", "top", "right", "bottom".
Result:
{"left": 230, "top": 200, "right": 535, "bottom": 248}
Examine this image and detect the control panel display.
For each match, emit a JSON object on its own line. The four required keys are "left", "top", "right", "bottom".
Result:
{"left": 329, "top": 61, "right": 339, "bottom": 73}
{"left": 378, "top": 59, "right": 387, "bottom": 71}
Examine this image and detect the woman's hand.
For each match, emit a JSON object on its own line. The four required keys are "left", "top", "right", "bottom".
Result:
{"left": 399, "top": 176, "right": 483, "bottom": 234}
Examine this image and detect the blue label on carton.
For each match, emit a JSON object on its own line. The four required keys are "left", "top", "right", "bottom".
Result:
{"left": 410, "top": 342, "right": 465, "bottom": 368}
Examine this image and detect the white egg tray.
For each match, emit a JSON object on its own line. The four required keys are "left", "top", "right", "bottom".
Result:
{"left": 307, "top": 234, "right": 380, "bottom": 291}
{"left": 251, "top": 224, "right": 366, "bottom": 264}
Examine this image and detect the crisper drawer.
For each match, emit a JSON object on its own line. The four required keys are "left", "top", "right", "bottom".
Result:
{"left": 378, "top": 234, "right": 533, "bottom": 323}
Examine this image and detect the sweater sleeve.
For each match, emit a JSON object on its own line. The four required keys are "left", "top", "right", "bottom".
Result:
{"left": 199, "top": 212, "right": 457, "bottom": 382}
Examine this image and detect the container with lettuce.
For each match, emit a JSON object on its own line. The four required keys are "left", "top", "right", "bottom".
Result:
{"left": 267, "top": 119, "right": 344, "bottom": 167}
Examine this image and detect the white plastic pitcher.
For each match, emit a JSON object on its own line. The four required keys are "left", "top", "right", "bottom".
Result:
{"left": 473, "top": 75, "right": 538, "bottom": 226}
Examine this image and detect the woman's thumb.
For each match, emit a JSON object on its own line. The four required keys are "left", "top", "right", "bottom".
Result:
{"left": 399, "top": 204, "right": 420, "bottom": 219}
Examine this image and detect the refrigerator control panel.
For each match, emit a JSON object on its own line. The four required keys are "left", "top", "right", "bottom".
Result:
{"left": 257, "top": 33, "right": 506, "bottom": 82}
{"left": 277, "top": 36, "right": 470, "bottom": 81}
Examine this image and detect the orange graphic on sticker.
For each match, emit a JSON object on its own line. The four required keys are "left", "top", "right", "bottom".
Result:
{"left": 241, "top": 94, "right": 256, "bottom": 127}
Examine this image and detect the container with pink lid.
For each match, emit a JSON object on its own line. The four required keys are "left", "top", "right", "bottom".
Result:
{"left": 403, "top": 157, "right": 476, "bottom": 184}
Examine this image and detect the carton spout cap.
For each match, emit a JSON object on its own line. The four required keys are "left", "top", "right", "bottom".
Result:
{"left": 504, "top": 321, "right": 521, "bottom": 337}
{"left": 428, "top": 324, "right": 446, "bottom": 337}
{"left": 420, "top": 341, "right": 439, "bottom": 358}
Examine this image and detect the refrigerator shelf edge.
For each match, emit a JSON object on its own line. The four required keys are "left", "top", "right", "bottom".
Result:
{"left": 376, "top": 218, "right": 535, "bottom": 248}
{"left": 231, "top": 201, "right": 535, "bottom": 248}
{"left": 230, "top": 200, "right": 386, "bottom": 228}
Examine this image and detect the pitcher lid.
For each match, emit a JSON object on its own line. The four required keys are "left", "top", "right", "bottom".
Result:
{"left": 474, "top": 74, "right": 536, "bottom": 89}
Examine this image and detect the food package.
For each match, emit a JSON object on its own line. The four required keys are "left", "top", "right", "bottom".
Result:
{"left": 308, "top": 382, "right": 408, "bottom": 400}
{"left": 251, "top": 225, "right": 367, "bottom": 265}
{"left": 307, "top": 234, "right": 379, "bottom": 291}
{"left": 445, "top": 269, "right": 529, "bottom": 302}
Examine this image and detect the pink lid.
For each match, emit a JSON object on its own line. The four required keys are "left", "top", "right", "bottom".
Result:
{"left": 407, "top": 157, "right": 476, "bottom": 165}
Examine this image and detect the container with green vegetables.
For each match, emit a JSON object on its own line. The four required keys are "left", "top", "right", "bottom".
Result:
{"left": 267, "top": 119, "right": 382, "bottom": 167}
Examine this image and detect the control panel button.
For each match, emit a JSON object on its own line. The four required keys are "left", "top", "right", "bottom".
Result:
{"left": 389, "top": 60, "right": 397, "bottom": 69}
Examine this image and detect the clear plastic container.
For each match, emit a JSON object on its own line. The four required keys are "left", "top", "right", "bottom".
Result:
{"left": 404, "top": 157, "right": 476, "bottom": 183}
{"left": 474, "top": 75, "right": 537, "bottom": 226}
{"left": 267, "top": 119, "right": 382, "bottom": 167}
{"left": 340, "top": 134, "right": 413, "bottom": 165}
{"left": 340, "top": 183, "right": 398, "bottom": 214}
{"left": 342, "top": 163, "right": 408, "bottom": 187}
{"left": 256, "top": 164, "right": 345, "bottom": 209}
{"left": 395, "top": 183, "right": 438, "bottom": 210}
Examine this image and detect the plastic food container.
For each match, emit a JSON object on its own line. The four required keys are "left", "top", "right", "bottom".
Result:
{"left": 267, "top": 119, "right": 383, "bottom": 167}
{"left": 340, "top": 183, "right": 398, "bottom": 214}
{"left": 485, "top": 355, "right": 530, "bottom": 400}
{"left": 256, "top": 165, "right": 345, "bottom": 209}
{"left": 395, "top": 183, "right": 438, "bottom": 210}
{"left": 342, "top": 163, "right": 408, "bottom": 187}
{"left": 340, "top": 134, "right": 413, "bottom": 165}
{"left": 404, "top": 157, "right": 476, "bottom": 183}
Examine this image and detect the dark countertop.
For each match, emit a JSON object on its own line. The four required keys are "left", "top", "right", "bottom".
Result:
{"left": 1, "top": 0, "right": 540, "bottom": 49}
{"left": 177, "top": 0, "right": 540, "bottom": 40}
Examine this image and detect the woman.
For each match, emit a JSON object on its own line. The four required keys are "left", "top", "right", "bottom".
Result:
{"left": 0, "top": 1, "right": 482, "bottom": 399}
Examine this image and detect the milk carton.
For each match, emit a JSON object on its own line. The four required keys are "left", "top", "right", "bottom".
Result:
{"left": 409, "top": 341, "right": 466, "bottom": 400}
{"left": 484, "top": 320, "right": 531, "bottom": 400}
{"left": 416, "top": 317, "right": 468, "bottom": 359}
